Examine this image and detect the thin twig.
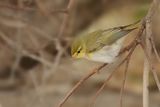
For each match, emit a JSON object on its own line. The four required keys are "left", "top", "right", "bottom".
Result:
{"left": 142, "top": 0, "right": 160, "bottom": 107}
{"left": 57, "top": 63, "right": 107, "bottom": 107}
{"left": 88, "top": 64, "right": 118, "bottom": 107}
{"left": 0, "top": 31, "right": 53, "bottom": 67}
{"left": 119, "top": 27, "right": 144, "bottom": 107}
{"left": 10, "top": 0, "right": 23, "bottom": 81}
{"left": 149, "top": 36, "right": 160, "bottom": 62}
{"left": 119, "top": 52, "right": 131, "bottom": 107}
{"left": 143, "top": 57, "right": 150, "bottom": 107}
{"left": 140, "top": 43, "right": 160, "bottom": 91}
{"left": 89, "top": 44, "right": 137, "bottom": 107}
{"left": 0, "top": 3, "right": 34, "bottom": 11}
{"left": 36, "top": 0, "right": 68, "bottom": 16}
{"left": 0, "top": 3, "right": 67, "bottom": 14}
{"left": 139, "top": 0, "right": 160, "bottom": 92}
{"left": 41, "top": 39, "right": 64, "bottom": 84}
{"left": 43, "top": 0, "right": 76, "bottom": 85}
{"left": 35, "top": 0, "right": 52, "bottom": 17}
{"left": 57, "top": 0, "right": 75, "bottom": 38}
{"left": 119, "top": 21, "right": 145, "bottom": 55}
{"left": 29, "top": 70, "right": 44, "bottom": 103}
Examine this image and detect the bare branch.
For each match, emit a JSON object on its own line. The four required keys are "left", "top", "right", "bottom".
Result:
{"left": 0, "top": 31, "right": 53, "bottom": 67}
{"left": 57, "top": 63, "right": 107, "bottom": 107}
{"left": 149, "top": 36, "right": 160, "bottom": 62}
{"left": 89, "top": 44, "right": 137, "bottom": 107}
{"left": 142, "top": 1, "right": 160, "bottom": 107}
{"left": 0, "top": 3, "right": 67, "bottom": 14}
{"left": 140, "top": 43, "right": 160, "bottom": 91}
{"left": 57, "top": 0, "right": 76, "bottom": 38}
{"left": 119, "top": 21, "right": 145, "bottom": 55}
{"left": 0, "top": 3, "right": 34, "bottom": 11}
{"left": 119, "top": 52, "right": 131, "bottom": 107}
{"left": 143, "top": 57, "right": 150, "bottom": 107}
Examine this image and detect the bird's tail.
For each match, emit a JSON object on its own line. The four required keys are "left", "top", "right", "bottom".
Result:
{"left": 104, "top": 20, "right": 141, "bottom": 45}
{"left": 103, "top": 19, "right": 142, "bottom": 33}
{"left": 117, "top": 19, "right": 141, "bottom": 30}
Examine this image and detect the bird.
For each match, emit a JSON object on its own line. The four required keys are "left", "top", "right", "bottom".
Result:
{"left": 71, "top": 20, "right": 140, "bottom": 63}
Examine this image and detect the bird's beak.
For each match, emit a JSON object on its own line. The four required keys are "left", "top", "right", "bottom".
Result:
{"left": 72, "top": 52, "right": 85, "bottom": 58}
{"left": 72, "top": 53, "right": 77, "bottom": 58}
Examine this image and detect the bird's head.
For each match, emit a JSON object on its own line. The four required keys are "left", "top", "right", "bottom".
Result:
{"left": 71, "top": 37, "right": 86, "bottom": 58}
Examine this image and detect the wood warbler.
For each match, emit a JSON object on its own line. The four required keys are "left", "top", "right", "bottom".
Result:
{"left": 71, "top": 21, "right": 140, "bottom": 63}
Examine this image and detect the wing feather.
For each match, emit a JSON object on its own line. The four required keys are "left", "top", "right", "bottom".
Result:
{"left": 86, "top": 20, "right": 140, "bottom": 53}
{"left": 87, "top": 28, "right": 137, "bottom": 53}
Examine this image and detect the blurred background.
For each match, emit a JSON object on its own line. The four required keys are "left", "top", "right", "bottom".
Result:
{"left": 0, "top": 0, "right": 160, "bottom": 107}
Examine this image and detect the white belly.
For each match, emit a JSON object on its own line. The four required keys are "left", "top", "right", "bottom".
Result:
{"left": 85, "top": 37, "right": 125, "bottom": 63}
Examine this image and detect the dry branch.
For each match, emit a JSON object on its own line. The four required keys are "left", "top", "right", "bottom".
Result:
{"left": 57, "top": 63, "right": 107, "bottom": 107}
{"left": 140, "top": 42, "right": 160, "bottom": 92}
{"left": 89, "top": 42, "right": 138, "bottom": 107}
{"left": 142, "top": 0, "right": 160, "bottom": 107}
{"left": 57, "top": 0, "right": 75, "bottom": 38}
{"left": 119, "top": 50, "right": 131, "bottom": 107}
{"left": 0, "top": 3, "right": 67, "bottom": 14}
{"left": 0, "top": 31, "right": 53, "bottom": 67}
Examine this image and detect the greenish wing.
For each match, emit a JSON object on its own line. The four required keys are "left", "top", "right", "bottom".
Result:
{"left": 86, "top": 29, "right": 113, "bottom": 53}
{"left": 87, "top": 28, "right": 136, "bottom": 53}
{"left": 86, "top": 20, "right": 139, "bottom": 53}
{"left": 103, "top": 27, "right": 137, "bottom": 45}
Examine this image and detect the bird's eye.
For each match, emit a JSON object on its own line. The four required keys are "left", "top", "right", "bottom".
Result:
{"left": 77, "top": 50, "right": 81, "bottom": 54}
{"left": 77, "top": 47, "right": 82, "bottom": 54}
